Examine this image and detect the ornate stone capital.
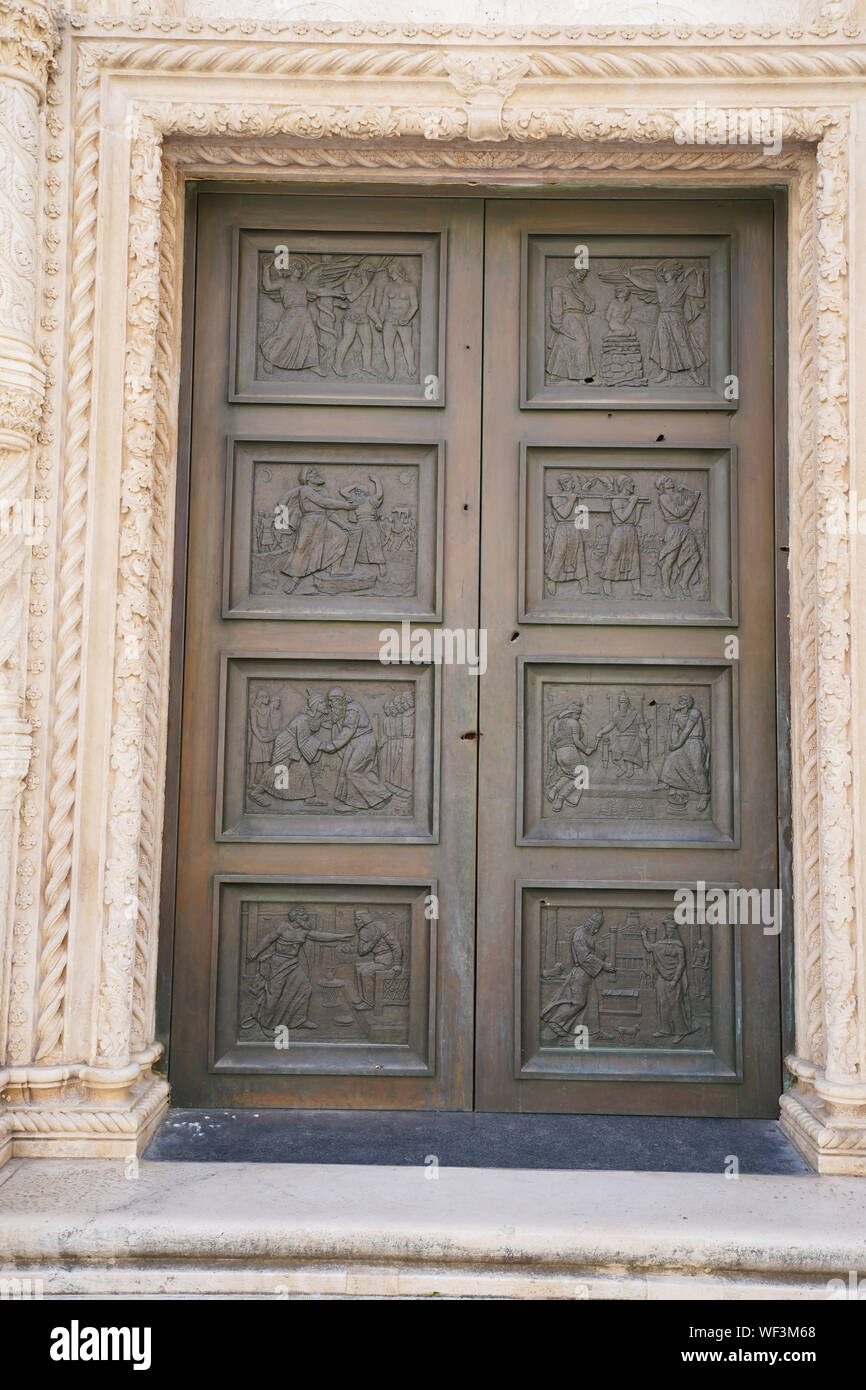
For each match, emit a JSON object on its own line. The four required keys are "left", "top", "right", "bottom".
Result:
{"left": 0, "top": 386, "right": 43, "bottom": 447}
{"left": 0, "top": 0, "right": 59, "bottom": 96}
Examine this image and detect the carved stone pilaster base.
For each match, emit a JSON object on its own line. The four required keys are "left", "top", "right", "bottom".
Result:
{"left": 780, "top": 1061, "right": 866, "bottom": 1175}
{"left": 0, "top": 1054, "right": 168, "bottom": 1166}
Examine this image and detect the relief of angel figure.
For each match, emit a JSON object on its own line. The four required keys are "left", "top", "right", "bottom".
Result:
{"left": 599, "top": 261, "right": 707, "bottom": 384}
{"left": 259, "top": 255, "right": 337, "bottom": 375}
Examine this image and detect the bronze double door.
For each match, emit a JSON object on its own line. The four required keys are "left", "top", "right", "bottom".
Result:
{"left": 168, "top": 189, "right": 782, "bottom": 1115}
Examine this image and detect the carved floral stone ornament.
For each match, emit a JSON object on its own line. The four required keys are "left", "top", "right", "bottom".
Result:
{"left": 0, "top": 0, "right": 58, "bottom": 92}
{"left": 443, "top": 53, "right": 531, "bottom": 140}
{"left": 0, "top": 1, "right": 861, "bottom": 1182}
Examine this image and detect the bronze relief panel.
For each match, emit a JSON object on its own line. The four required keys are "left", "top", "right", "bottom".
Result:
{"left": 518, "top": 659, "right": 737, "bottom": 847}
{"left": 211, "top": 878, "right": 436, "bottom": 1076}
{"left": 231, "top": 229, "right": 444, "bottom": 405}
{"left": 516, "top": 885, "right": 740, "bottom": 1082}
{"left": 520, "top": 446, "right": 736, "bottom": 626}
{"left": 224, "top": 440, "right": 442, "bottom": 621}
{"left": 522, "top": 235, "right": 734, "bottom": 409}
{"left": 219, "top": 658, "right": 439, "bottom": 843}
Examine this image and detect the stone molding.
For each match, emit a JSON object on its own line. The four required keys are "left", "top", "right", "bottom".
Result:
{"left": 61, "top": 10, "right": 866, "bottom": 50}
{"left": 0, "top": 17, "right": 861, "bottom": 1169}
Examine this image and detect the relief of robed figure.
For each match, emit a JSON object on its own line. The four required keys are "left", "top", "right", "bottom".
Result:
{"left": 277, "top": 467, "right": 389, "bottom": 595}
{"left": 544, "top": 474, "right": 592, "bottom": 593}
{"left": 546, "top": 267, "right": 596, "bottom": 382}
{"left": 259, "top": 255, "right": 337, "bottom": 374}
{"left": 243, "top": 906, "right": 354, "bottom": 1033}
{"left": 641, "top": 918, "right": 698, "bottom": 1042}
{"left": 540, "top": 910, "right": 615, "bottom": 1040}
{"left": 658, "top": 692, "right": 710, "bottom": 812}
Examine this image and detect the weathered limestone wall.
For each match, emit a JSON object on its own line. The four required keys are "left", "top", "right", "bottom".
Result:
{"left": 0, "top": 0, "right": 865, "bottom": 1172}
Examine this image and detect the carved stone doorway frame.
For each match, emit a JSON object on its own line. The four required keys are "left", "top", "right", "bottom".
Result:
{"left": 1, "top": 25, "right": 863, "bottom": 1173}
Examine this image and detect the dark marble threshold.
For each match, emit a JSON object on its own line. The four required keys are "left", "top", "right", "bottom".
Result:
{"left": 145, "top": 1108, "right": 812, "bottom": 1175}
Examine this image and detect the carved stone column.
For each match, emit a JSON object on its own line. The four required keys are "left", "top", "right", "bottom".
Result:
{"left": 779, "top": 113, "right": 866, "bottom": 1175}
{"left": 0, "top": 16, "right": 168, "bottom": 1166}
{"left": 0, "top": 3, "right": 56, "bottom": 1158}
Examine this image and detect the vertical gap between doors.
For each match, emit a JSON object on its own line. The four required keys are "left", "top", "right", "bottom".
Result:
{"left": 470, "top": 198, "right": 489, "bottom": 1109}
